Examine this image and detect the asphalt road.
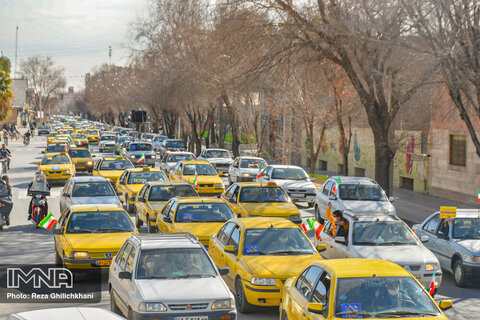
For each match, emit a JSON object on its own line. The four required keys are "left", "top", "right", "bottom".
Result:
{"left": 0, "top": 135, "right": 477, "bottom": 319}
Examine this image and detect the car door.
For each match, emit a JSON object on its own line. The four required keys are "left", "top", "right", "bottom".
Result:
{"left": 305, "top": 269, "right": 332, "bottom": 319}
{"left": 59, "top": 179, "right": 72, "bottom": 213}
{"left": 223, "top": 185, "right": 240, "bottom": 215}
{"left": 54, "top": 208, "right": 71, "bottom": 258}
{"left": 417, "top": 214, "right": 442, "bottom": 261}
{"left": 170, "top": 163, "right": 182, "bottom": 181}
{"left": 222, "top": 224, "right": 241, "bottom": 288}
{"left": 117, "top": 171, "right": 128, "bottom": 202}
{"left": 288, "top": 266, "right": 324, "bottom": 319}
{"left": 434, "top": 217, "right": 454, "bottom": 269}
{"left": 135, "top": 185, "right": 148, "bottom": 221}
{"left": 209, "top": 222, "right": 236, "bottom": 273}
{"left": 317, "top": 181, "right": 333, "bottom": 220}
{"left": 229, "top": 158, "right": 239, "bottom": 181}
{"left": 92, "top": 159, "right": 101, "bottom": 177}
{"left": 111, "top": 241, "right": 133, "bottom": 313}
{"left": 257, "top": 166, "right": 271, "bottom": 181}
{"left": 318, "top": 222, "right": 336, "bottom": 259}
{"left": 117, "top": 244, "right": 137, "bottom": 314}
{"left": 156, "top": 200, "right": 174, "bottom": 233}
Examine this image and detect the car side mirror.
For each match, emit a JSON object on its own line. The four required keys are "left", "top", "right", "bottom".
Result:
{"left": 52, "top": 228, "right": 63, "bottom": 235}
{"left": 438, "top": 300, "right": 453, "bottom": 311}
{"left": 316, "top": 244, "right": 327, "bottom": 252}
{"left": 224, "top": 245, "right": 236, "bottom": 254}
{"left": 218, "top": 267, "right": 229, "bottom": 276}
{"left": 174, "top": 171, "right": 179, "bottom": 175}
{"left": 118, "top": 271, "right": 132, "bottom": 280}
{"left": 420, "top": 235, "right": 430, "bottom": 243}
{"left": 389, "top": 196, "right": 395, "bottom": 202}
{"left": 218, "top": 171, "right": 223, "bottom": 176}
{"left": 328, "top": 194, "right": 337, "bottom": 201}
{"left": 307, "top": 302, "right": 325, "bottom": 314}
{"left": 334, "top": 236, "right": 346, "bottom": 244}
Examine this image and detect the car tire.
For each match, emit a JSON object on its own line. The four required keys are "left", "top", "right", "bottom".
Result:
{"left": 454, "top": 259, "right": 468, "bottom": 287}
{"left": 235, "top": 277, "right": 253, "bottom": 314}
{"left": 135, "top": 212, "right": 143, "bottom": 228}
{"left": 110, "top": 289, "right": 121, "bottom": 315}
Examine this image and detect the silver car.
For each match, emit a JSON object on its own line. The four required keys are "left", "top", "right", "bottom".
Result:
{"left": 317, "top": 211, "right": 442, "bottom": 292}
{"left": 125, "top": 142, "right": 156, "bottom": 167}
{"left": 198, "top": 148, "right": 234, "bottom": 174}
{"left": 413, "top": 209, "right": 480, "bottom": 287}
{"left": 315, "top": 176, "right": 396, "bottom": 223}
{"left": 159, "top": 151, "right": 196, "bottom": 173}
{"left": 99, "top": 134, "right": 117, "bottom": 152}
{"left": 228, "top": 156, "right": 267, "bottom": 184}
{"left": 109, "top": 233, "right": 236, "bottom": 320}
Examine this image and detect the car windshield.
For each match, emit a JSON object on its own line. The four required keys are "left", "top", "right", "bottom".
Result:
{"left": 239, "top": 187, "right": 289, "bottom": 203}
{"left": 101, "top": 135, "right": 117, "bottom": 141}
{"left": 66, "top": 210, "right": 135, "bottom": 233}
{"left": 41, "top": 155, "right": 70, "bottom": 165}
{"left": 205, "top": 150, "right": 230, "bottom": 158}
{"left": 353, "top": 221, "right": 418, "bottom": 245}
{"left": 69, "top": 149, "right": 91, "bottom": 158}
{"left": 167, "top": 154, "right": 196, "bottom": 162}
{"left": 143, "top": 134, "right": 155, "bottom": 139}
{"left": 240, "top": 158, "right": 267, "bottom": 169}
{"left": 118, "top": 136, "right": 131, "bottom": 143}
{"left": 166, "top": 140, "right": 184, "bottom": 148}
{"left": 100, "top": 160, "right": 133, "bottom": 170}
{"left": 243, "top": 228, "right": 316, "bottom": 255}
{"left": 127, "top": 171, "right": 167, "bottom": 184}
{"left": 148, "top": 185, "right": 197, "bottom": 201}
{"left": 72, "top": 133, "right": 87, "bottom": 139}
{"left": 136, "top": 248, "right": 217, "bottom": 279}
{"left": 72, "top": 182, "right": 115, "bottom": 197}
{"left": 46, "top": 145, "right": 67, "bottom": 153}
{"left": 271, "top": 167, "right": 309, "bottom": 180}
{"left": 129, "top": 143, "right": 152, "bottom": 151}
{"left": 86, "top": 130, "right": 97, "bottom": 135}
{"left": 183, "top": 164, "right": 217, "bottom": 175}
{"left": 339, "top": 184, "right": 387, "bottom": 201}
{"left": 334, "top": 277, "right": 441, "bottom": 318}
{"left": 174, "top": 203, "right": 235, "bottom": 222}
{"left": 452, "top": 218, "right": 480, "bottom": 239}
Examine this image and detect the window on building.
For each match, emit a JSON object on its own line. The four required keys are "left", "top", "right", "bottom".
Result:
{"left": 449, "top": 135, "right": 466, "bottom": 166}
{"left": 354, "top": 167, "right": 365, "bottom": 177}
{"left": 319, "top": 160, "right": 327, "bottom": 171}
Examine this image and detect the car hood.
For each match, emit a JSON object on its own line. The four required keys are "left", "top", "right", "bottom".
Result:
{"left": 66, "top": 232, "right": 133, "bottom": 252}
{"left": 71, "top": 196, "right": 121, "bottom": 206}
{"left": 242, "top": 255, "right": 322, "bottom": 279}
{"left": 341, "top": 200, "right": 395, "bottom": 213}
{"left": 352, "top": 244, "right": 438, "bottom": 265}
{"left": 273, "top": 180, "right": 315, "bottom": 189}
{"left": 173, "top": 222, "right": 225, "bottom": 243}
{"left": 137, "top": 277, "right": 231, "bottom": 303}
{"left": 183, "top": 175, "right": 222, "bottom": 184}
{"left": 207, "top": 158, "right": 233, "bottom": 164}
{"left": 240, "top": 203, "right": 298, "bottom": 217}
{"left": 100, "top": 141, "right": 116, "bottom": 145}
{"left": 454, "top": 239, "right": 480, "bottom": 254}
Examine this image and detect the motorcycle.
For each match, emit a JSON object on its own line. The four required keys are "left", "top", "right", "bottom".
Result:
{"left": 23, "top": 135, "right": 30, "bottom": 146}
{"left": 30, "top": 194, "right": 48, "bottom": 228}
{"left": 0, "top": 182, "right": 13, "bottom": 230}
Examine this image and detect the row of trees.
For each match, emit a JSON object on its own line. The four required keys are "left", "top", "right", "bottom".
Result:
{"left": 73, "top": 0, "right": 480, "bottom": 195}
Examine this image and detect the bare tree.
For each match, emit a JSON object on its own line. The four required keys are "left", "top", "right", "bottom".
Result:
{"left": 19, "top": 56, "right": 66, "bottom": 113}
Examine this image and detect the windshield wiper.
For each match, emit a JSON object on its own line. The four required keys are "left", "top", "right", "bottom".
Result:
{"left": 178, "top": 219, "right": 203, "bottom": 222}
{"left": 96, "top": 228, "right": 127, "bottom": 232}
{"left": 184, "top": 273, "right": 215, "bottom": 278}
{"left": 268, "top": 250, "right": 312, "bottom": 255}
{"left": 375, "top": 311, "right": 438, "bottom": 317}
{"left": 68, "top": 229, "right": 92, "bottom": 233}
{"left": 336, "top": 311, "right": 375, "bottom": 318}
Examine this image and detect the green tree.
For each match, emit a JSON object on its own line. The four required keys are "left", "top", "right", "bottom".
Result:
{"left": 0, "top": 56, "right": 13, "bottom": 120}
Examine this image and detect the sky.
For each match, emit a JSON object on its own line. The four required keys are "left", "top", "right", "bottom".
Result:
{"left": 0, "top": 0, "right": 149, "bottom": 90}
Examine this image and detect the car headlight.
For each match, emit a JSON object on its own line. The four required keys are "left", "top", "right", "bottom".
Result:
{"left": 138, "top": 302, "right": 167, "bottom": 312}
{"left": 241, "top": 173, "right": 250, "bottom": 177}
{"left": 71, "top": 251, "right": 90, "bottom": 259}
{"left": 251, "top": 277, "right": 276, "bottom": 286}
{"left": 425, "top": 263, "right": 440, "bottom": 271}
{"left": 151, "top": 155, "right": 156, "bottom": 159}
{"left": 65, "top": 169, "right": 72, "bottom": 174}
{"left": 215, "top": 183, "right": 224, "bottom": 188}
{"left": 470, "top": 256, "right": 480, "bottom": 263}
{"left": 130, "top": 155, "right": 136, "bottom": 159}
{"left": 86, "top": 161, "right": 93, "bottom": 165}
{"left": 212, "top": 299, "right": 234, "bottom": 310}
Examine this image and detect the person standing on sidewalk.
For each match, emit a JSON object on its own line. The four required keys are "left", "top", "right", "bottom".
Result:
{"left": 3, "top": 130, "right": 8, "bottom": 147}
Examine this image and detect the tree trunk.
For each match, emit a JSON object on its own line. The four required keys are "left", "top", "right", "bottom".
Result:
{"left": 373, "top": 133, "right": 395, "bottom": 196}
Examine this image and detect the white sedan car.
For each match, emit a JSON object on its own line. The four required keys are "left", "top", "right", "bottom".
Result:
{"left": 228, "top": 156, "right": 267, "bottom": 184}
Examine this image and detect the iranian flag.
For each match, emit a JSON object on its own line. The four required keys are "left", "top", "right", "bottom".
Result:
{"left": 429, "top": 272, "right": 436, "bottom": 295}
{"left": 478, "top": 190, "right": 480, "bottom": 204}
{"left": 193, "top": 170, "right": 199, "bottom": 188}
{"left": 137, "top": 153, "right": 145, "bottom": 164}
{"left": 301, "top": 218, "right": 317, "bottom": 232}
{"left": 39, "top": 213, "right": 58, "bottom": 230}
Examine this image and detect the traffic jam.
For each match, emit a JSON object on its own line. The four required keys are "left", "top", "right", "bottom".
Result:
{"left": 3, "top": 116, "right": 479, "bottom": 320}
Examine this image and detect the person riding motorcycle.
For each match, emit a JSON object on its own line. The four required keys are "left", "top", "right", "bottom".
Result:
{"left": 27, "top": 172, "right": 51, "bottom": 221}
{"left": 0, "top": 175, "right": 12, "bottom": 227}
{"left": 0, "top": 144, "right": 11, "bottom": 171}
{"left": 23, "top": 131, "right": 31, "bottom": 145}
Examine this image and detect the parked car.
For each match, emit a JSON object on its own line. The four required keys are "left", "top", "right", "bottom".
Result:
{"left": 257, "top": 164, "right": 316, "bottom": 207}
{"left": 198, "top": 148, "right": 234, "bottom": 174}
{"left": 315, "top": 176, "right": 396, "bottom": 223}
{"left": 228, "top": 156, "right": 267, "bottom": 183}
{"left": 413, "top": 209, "right": 480, "bottom": 287}
{"left": 317, "top": 211, "right": 442, "bottom": 292}
{"left": 109, "top": 233, "right": 236, "bottom": 320}
{"left": 159, "top": 151, "right": 196, "bottom": 173}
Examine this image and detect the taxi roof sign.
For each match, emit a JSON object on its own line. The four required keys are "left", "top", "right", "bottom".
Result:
{"left": 440, "top": 206, "right": 457, "bottom": 219}
{"left": 266, "top": 182, "right": 277, "bottom": 187}
{"left": 142, "top": 167, "right": 151, "bottom": 171}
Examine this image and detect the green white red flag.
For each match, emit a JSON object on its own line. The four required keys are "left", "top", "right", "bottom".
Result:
{"left": 39, "top": 213, "right": 58, "bottom": 230}
{"left": 137, "top": 153, "right": 145, "bottom": 164}
{"left": 193, "top": 170, "right": 199, "bottom": 188}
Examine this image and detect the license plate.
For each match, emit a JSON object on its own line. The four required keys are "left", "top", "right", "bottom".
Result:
{"left": 291, "top": 193, "right": 305, "bottom": 198}
{"left": 97, "top": 259, "right": 111, "bottom": 266}
{"left": 174, "top": 317, "right": 208, "bottom": 320}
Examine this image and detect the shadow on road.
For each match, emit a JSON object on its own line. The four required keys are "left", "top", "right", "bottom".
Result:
{"left": 1, "top": 224, "right": 52, "bottom": 235}
{"left": 12, "top": 182, "right": 30, "bottom": 189}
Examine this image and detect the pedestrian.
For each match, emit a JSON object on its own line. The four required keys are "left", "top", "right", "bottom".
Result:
{"left": 0, "top": 144, "right": 12, "bottom": 170}
{"left": 3, "top": 130, "right": 8, "bottom": 147}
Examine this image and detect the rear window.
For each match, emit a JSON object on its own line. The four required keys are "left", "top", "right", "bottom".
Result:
{"left": 69, "top": 149, "right": 91, "bottom": 158}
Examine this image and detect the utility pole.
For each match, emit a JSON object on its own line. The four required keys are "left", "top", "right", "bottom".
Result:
{"left": 108, "top": 46, "right": 112, "bottom": 65}
{"left": 14, "top": 25, "right": 18, "bottom": 77}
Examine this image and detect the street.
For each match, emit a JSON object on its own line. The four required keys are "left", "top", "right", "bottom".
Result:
{"left": 0, "top": 135, "right": 478, "bottom": 320}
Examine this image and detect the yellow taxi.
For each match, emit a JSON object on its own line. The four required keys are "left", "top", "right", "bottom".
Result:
{"left": 280, "top": 259, "right": 452, "bottom": 320}
{"left": 74, "top": 128, "right": 85, "bottom": 133}
{"left": 116, "top": 167, "right": 168, "bottom": 213}
{"left": 156, "top": 197, "right": 236, "bottom": 245}
{"left": 36, "top": 152, "right": 76, "bottom": 184}
{"left": 92, "top": 156, "right": 134, "bottom": 183}
{"left": 46, "top": 132, "right": 59, "bottom": 144}
{"left": 68, "top": 147, "right": 94, "bottom": 173}
{"left": 134, "top": 181, "right": 198, "bottom": 233}
{"left": 71, "top": 133, "right": 89, "bottom": 147}
{"left": 53, "top": 204, "right": 137, "bottom": 271}
{"left": 169, "top": 160, "right": 225, "bottom": 196}
{"left": 44, "top": 143, "right": 69, "bottom": 155}
{"left": 208, "top": 217, "right": 326, "bottom": 313}
{"left": 222, "top": 182, "right": 302, "bottom": 224}
{"left": 85, "top": 129, "right": 99, "bottom": 143}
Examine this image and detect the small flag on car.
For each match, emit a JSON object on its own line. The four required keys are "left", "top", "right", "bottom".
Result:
{"left": 137, "top": 153, "right": 145, "bottom": 164}
{"left": 39, "top": 213, "right": 58, "bottom": 230}
{"left": 302, "top": 218, "right": 318, "bottom": 232}
{"left": 429, "top": 272, "right": 436, "bottom": 295}
{"left": 478, "top": 190, "right": 480, "bottom": 204}
{"left": 193, "top": 169, "right": 199, "bottom": 188}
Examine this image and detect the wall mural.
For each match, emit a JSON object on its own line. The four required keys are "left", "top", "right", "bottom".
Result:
{"left": 321, "top": 134, "right": 328, "bottom": 153}
{"left": 406, "top": 136, "right": 415, "bottom": 174}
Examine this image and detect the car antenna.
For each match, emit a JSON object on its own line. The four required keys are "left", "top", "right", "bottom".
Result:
{"left": 269, "top": 220, "right": 274, "bottom": 228}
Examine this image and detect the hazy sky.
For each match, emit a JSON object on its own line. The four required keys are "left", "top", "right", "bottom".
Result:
{"left": 0, "top": 0, "right": 149, "bottom": 90}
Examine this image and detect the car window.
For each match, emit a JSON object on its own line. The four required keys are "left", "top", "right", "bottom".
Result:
{"left": 72, "top": 182, "right": 115, "bottom": 197}
{"left": 232, "top": 186, "right": 240, "bottom": 202}
{"left": 437, "top": 219, "right": 450, "bottom": 237}
{"left": 239, "top": 187, "right": 289, "bottom": 203}
{"left": 296, "top": 266, "right": 322, "bottom": 298}
{"left": 117, "top": 242, "right": 132, "bottom": 269}
{"left": 311, "top": 270, "right": 331, "bottom": 305}
{"left": 218, "top": 222, "right": 236, "bottom": 245}
{"left": 118, "top": 172, "right": 128, "bottom": 185}
{"left": 161, "top": 201, "right": 174, "bottom": 218}
{"left": 124, "top": 246, "right": 137, "bottom": 273}
{"left": 99, "top": 159, "right": 133, "bottom": 170}
{"left": 227, "top": 225, "right": 241, "bottom": 248}
{"left": 323, "top": 181, "right": 332, "bottom": 196}
{"left": 174, "top": 202, "right": 235, "bottom": 222}
{"left": 224, "top": 185, "right": 237, "bottom": 201}
{"left": 138, "top": 185, "right": 147, "bottom": 199}
{"left": 41, "top": 155, "right": 71, "bottom": 165}
{"left": 58, "top": 209, "right": 71, "bottom": 228}
{"left": 169, "top": 201, "right": 178, "bottom": 218}
{"left": 423, "top": 215, "right": 441, "bottom": 234}
{"left": 127, "top": 171, "right": 167, "bottom": 184}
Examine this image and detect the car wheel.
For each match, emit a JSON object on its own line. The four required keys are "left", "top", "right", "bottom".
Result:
{"left": 235, "top": 277, "right": 253, "bottom": 314}
{"left": 135, "top": 212, "right": 143, "bottom": 228}
{"left": 110, "top": 289, "right": 121, "bottom": 315}
{"left": 454, "top": 259, "right": 468, "bottom": 287}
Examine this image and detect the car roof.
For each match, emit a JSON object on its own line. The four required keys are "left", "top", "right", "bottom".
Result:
{"left": 145, "top": 181, "right": 193, "bottom": 187}
{"left": 205, "top": 148, "right": 229, "bottom": 152}
{"left": 269, "top": 164, "right": 304, "bottom": 169}
{"left": 180, "top": 160, "right": 211, "bottom": 165}
{"left": 102, "top": 156, "right": 126, "bottom": 161}
{"left": 238, "top": 156, "right": 265, "bottom": 160}
{"left": 70, "top": 176, "right": 108, "bottom": 183}
{"left": 343, "top": 211, "right": 399, "bottom": 222}
{"left": 130, "top": 141, "right": 152, "bottom": 145}
{"left": 311, "top": 259, "right": 411, "bottom": 278}
{"left": 234, "top": 182, "right": 280, "bottom": 188}
{"left": 130, "top": 233, "right": 203, "bottom": 250}
{"left": 233, "top": 217, "right": 298, "bottom": 229}
{"left": 167, "top": 151, "right": 194, "bottom": 155}
{"left": 125, "top": 167, "right": 164, "bottom": 173}
{"left": 69, "top": 147, "right": 90, "bottom": 151}
{"left": 174, "top": 197, "right": 228, "bottom": 204}
{"left": 331, "top": 176, "right": 378, "bottom": 185}
{"left": 68, "top": 204, "right": 124, "bottom": 212}
{"left": 167, "top": 139, "right": 182, "bottom": 141}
